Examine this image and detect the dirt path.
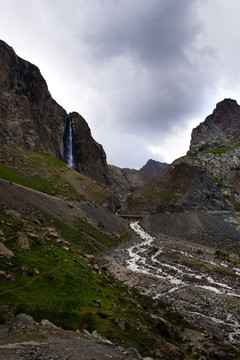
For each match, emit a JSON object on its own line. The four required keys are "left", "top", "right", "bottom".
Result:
{"left": 0, "top": 269, "right": 55, "bottom": 296}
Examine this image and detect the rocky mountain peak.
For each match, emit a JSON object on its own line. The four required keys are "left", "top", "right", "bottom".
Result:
{"left": 139, "top": 159, "right": 168, "bottom": 178}
{"left": 188, "top": 98, "right": 240, "bottom": 211}
{"left": 0, "top": 40, "right": 49, "bottom": 99}
{"left": 189, "top": 98, "right": 240, "bottom": 153}
{"left": 122, "top": 98, "right": 240, "bottom": 215}
{"left": 213, "top": 98, "right": 240, "bottom": 128}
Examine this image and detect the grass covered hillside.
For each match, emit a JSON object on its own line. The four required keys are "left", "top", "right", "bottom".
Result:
{"left": 0, "top": 146, "right": 199, "bottom": 357}
{"left": 0, "top": 202, "right": 166, "bottom": 353}
{"left": 0, "top": 145, "right": 119, "bottom": 212}
{"left": 0, "top": 145, "right": 239, "bottom": 358}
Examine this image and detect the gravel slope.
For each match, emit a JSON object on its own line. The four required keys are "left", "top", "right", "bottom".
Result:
{"left": 0, "top": 323, "right": 140, "bottom": 360}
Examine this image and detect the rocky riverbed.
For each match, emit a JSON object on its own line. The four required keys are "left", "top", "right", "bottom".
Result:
{"left": 109, "top": 221, "right": 240, "bottom": 347}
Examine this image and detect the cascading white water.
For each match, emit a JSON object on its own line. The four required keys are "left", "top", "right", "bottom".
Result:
{"left": 125, "top": 221, "right": 240, "bottom": 345}
{"left": 67, "top": 115, "right": 74, "bottom": 168}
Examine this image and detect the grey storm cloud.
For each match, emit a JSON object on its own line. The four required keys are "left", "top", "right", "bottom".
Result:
{"left": 72, "top": 0, "right": 210, "bottom": 136}
{"left": 1, "top": 0, "right": 240, "bottom": 168}
{"left": 84, "top": 0, "right": 198, "bottom": 64}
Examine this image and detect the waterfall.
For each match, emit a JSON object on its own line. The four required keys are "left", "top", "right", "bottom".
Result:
{"left": 67, "top": 115, "right": 74, "bottom": 168}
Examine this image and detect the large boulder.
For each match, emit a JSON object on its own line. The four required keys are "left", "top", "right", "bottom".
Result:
{"left": 14, "top": 313, "right": 36, "bottom": 325}
{"left": 16, "top": 233, "right": 30, "bottom": 251}
{"left": 0, "top": 242, "right": 14, "bottom": 258}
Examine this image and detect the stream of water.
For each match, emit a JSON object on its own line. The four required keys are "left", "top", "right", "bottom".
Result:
{"left": 125, "top": 220, "right": 240, "bottom": 345}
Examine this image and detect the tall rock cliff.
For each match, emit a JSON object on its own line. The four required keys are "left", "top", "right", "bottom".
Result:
{"left": 189, "top": 99, "right": 240, "bottom": 153}
{"left": 70, "top": 112, "right": 110, "bottom": 184}
{"left": 0, "top": 40, "right": 67, "bottom": 159}
{"left": 188, "top": 98, "right": 240, "bottom": 210}
{"left": 0, "top": 40, "right": 110, "bottom": 184}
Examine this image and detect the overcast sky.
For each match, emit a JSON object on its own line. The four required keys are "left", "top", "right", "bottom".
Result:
{"left": 1, "top": 0, "right": 240, "bottom": 169}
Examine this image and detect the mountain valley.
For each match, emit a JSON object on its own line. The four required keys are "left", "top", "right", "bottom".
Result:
{"left": 0, "top": 40, "right": 240, "bottom": 360}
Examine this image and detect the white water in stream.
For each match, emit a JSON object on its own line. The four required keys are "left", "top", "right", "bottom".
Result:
{"left": 126, "top": 221, "right": 240, "bottom": 345}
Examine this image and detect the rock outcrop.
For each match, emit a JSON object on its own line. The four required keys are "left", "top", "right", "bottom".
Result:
{"left": 139, "top": 159, "right": 168, "bottom": 178}
{"left": 0, "top": 40, "right": 110, "bottom": 184}
{"left": 70, "top": 112, "right": 110, "bottom": 184}
{"left": 121, "top": 156, "right": 229, "bottom": 214}
{"left": 13, "top": 313, "right": 36, "bottom": 325}
{"left": 123, "top": 99, "right": 240, "bottom": 214}
{"left": 0, "top": 242, "right": 14, "bottom": 258}
{"left": 189, "top": 99, "right": 240, "bottom": 153}
{"left": 0, "top": 40, "right": 67, "bottom": 159}
{"left": 108, "top": 165, "right": 148, "bottom": 196}
{"left": 188, "top": 98, "right": 240, "bottom": 210}
{"left": 16, "top": 233, "right": 31, "bottom": 251}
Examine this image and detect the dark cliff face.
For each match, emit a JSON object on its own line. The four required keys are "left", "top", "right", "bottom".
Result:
{"left": 189, "top": 98, "right": 240, "bottom": 153}
{"left": 121, "top": 157, "right": 229, "bottom": 214}
{"left": 0, "top": 40, "right": 67, "bottom": 159}
{"left": 139, "top": 159, "right": 168, "bottom": 178}
{"left": 108, "top": 165, "right": 148, "bottom": 195}
{"left": 70, "top": 112, "right": 110, "bottom": 184}
{"left": 123, "top": 98, "right": 240, "bottom": 214}
{"left": 0, "top": 40, "right": 110, "bottom": 185}
{"left": 188, "top": 98, "right": 240, "bottom": 210}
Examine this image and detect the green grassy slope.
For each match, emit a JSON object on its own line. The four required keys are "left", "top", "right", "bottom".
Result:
{"left": 0, "top": 203, "right": 191, "bottom": 355}
{"left": 1, "top": 146, "right": 238, "bottom": 358}
{"left": 0, "top": 145, "right": 119, "bottom": 209}
{"left": 0, "top": 146, "right": 184, "bottom": 354}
